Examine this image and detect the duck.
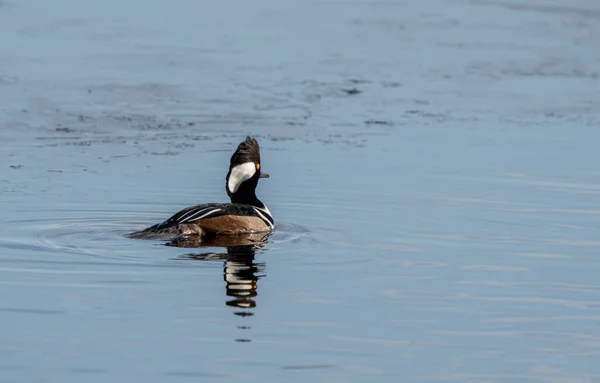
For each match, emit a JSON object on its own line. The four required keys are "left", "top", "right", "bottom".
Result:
{"left": 129, "top": 136, "right": 274, "bottom": 240}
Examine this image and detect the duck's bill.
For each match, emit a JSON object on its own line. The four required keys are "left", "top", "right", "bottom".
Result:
{"left": 260, "top": 172, "right": 270, "bottom": 178}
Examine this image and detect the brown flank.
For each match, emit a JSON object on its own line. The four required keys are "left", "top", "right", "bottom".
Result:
{"left": 195, "top": 215, "right": 270, "bottom": 235}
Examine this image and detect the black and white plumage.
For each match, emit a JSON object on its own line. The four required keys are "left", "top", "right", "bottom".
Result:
{"left": 129, "top": 137, "right": 274, "bottom": 240}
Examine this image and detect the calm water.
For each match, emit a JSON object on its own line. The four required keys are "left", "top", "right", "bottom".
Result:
{"left": 1, "top": 0, "right": 600, "bottom": 382}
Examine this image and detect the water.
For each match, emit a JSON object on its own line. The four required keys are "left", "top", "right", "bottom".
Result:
{"left": 1, "top": 0, "right": 600, "bottom": 381}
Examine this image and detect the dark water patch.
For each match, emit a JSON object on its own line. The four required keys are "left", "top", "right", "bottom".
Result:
{"left": 351, "top": 17, "right": 407, "bottom": 31}
{"left": 68, "top": 368, "right": 109, "bottom": 375}
{"left": 65, "top": 141, "right": 92, "bottom": 146}
{"left": 0, "top": 180, "right": 21, "bottom": 194}
{"left": 284, "top": 121, "right": 306, "bottom": 126}
{"left": 163, "top": 371, "right": 225, "bottom": 378}
{"left": 149, "top": 150, "right": 180, "bottom": 156}
{"left": 348, "top": 79, "right": 369, "bottom": 84}
{"left": 477, "top": 1, "right": 600, "bottom": 19}
{"left": 342, "top": 88, "right": 362, "bottom": 95}
{"left": 404, "top": 110, "right": 450, "bottom": 122}
{"left": 55, "top": 126, "right": 75, "bottom": 133}
{"left": 98, "top": 279, "right": 152, "bottom": 285}
{"left": 503, "top": 108, "right": 600, "bottom": 128}
{"left": 364, "top": 119, "right": 394, "bottom": 126}
{"left": 35, "top": 136, "right": 84, "bottom": 141}
{"left": 0, "top": 74, "right": 17, "bottom": 84}
{"left": 381, "top": 81, "right": 401, "bottom": 88}
{"left": 437, "top": 40, "right": 535, "bottom": 51}
{"left": 0, "top": 307, "right": 65, "bottom": 315}
{"left": 282, "top": 364, "right": 333, "bottom": 370}
{"left": 316, "top": 137, "right": 367, "bottom": 148}
{"left": 466, "top": 58, "right": 600, "bottom": 80}
{"left": 181, "top": 134, "right": 212, "bottom": 141}
{"left": 268, "top": 135, "right": 296, "bottom": 142}
{"left": 13, "top": 103, "right": 390, "bottom": 157}
{"left": 173, "top": 142, "right": 194, "bottom": 149}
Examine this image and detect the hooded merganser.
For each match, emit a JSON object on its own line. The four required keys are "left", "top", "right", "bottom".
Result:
{"left": 129, "top": 136, "right": 274, "bottom": 239}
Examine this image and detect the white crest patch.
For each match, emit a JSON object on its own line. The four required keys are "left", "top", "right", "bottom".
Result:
{"left": 228, "top": 162, "right": 256, "bottom": 194}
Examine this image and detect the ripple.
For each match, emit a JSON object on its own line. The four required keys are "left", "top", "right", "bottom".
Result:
{"left": 1, "top": 211, "right": 311, "bottom": 264}
{"left": 269, "top": 222, "right": 311, "bottom": 244}
{"left": 2, "top": 214, "right": 144, "bottom": 262}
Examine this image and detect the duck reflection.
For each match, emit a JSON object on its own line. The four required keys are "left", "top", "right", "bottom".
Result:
{"left": 169, "top": 233, "right": 268, "bottom": 339}
{"left": 223, "top": 247, "right": 263, "bottom": 313}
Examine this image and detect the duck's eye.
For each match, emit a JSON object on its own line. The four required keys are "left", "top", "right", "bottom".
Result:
{"left": 256, "top": 163, "right": 260, "bottom": 170}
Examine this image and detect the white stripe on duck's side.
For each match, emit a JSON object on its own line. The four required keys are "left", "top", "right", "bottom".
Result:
{"left": 228, "top": 162, "right": 256, "bottom": 194}
{"left": 253, "top": 206, "right": 274, "bottom": 229}
{"left": 184, "top": 208, "right": 222, "bottom": 223}
{"left": 178, "top": 207, "right": 222, "bottom": 223}
{"left": 257, "top": 204, "right": 272, "bottom": 218}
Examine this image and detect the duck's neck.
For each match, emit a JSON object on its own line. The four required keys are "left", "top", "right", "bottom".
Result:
{"left": 231, "top": 192, "right": 264, "bottom": 208}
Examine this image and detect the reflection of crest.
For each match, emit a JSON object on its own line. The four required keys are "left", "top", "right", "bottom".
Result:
{"left": 173, "top": 233, "right": 270, "bottom": 342}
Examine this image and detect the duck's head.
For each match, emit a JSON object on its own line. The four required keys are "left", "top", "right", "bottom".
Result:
{"left": 226, "top": 136, "right": 269, "bottom": 204}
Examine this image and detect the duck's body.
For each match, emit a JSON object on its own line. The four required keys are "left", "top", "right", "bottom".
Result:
{"left": 129, "top": 137, "right": 273, "bottom": 240}
{"left": 130, "top": 203, "right": 274, "bottom": 239}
